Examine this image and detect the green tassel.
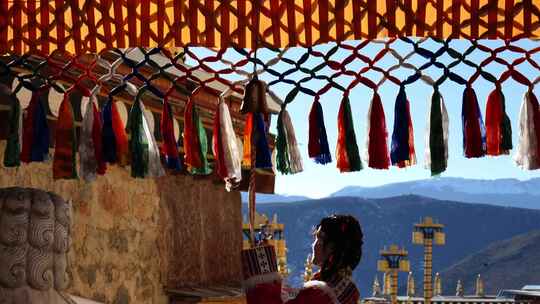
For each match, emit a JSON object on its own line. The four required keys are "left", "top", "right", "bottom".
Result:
{"left": 499, "top": 91, "right": 513, "bottom": 152}
{"left": 191, "top": 106, "right": 212, "bottom": 175}
{"left": 3, "top": 97, "right": 21, "bottom": 167}
{"left": 127, "top": 100, "right": 149, "bottom": 178}
{"left": 343, "top": 97, "right": 362, "bottom": 171}
{"left": 429, "top": 90, "right": 446, "bottom": 176}
{"left": 276, "top": 108, "right": 291, "bottom": 174}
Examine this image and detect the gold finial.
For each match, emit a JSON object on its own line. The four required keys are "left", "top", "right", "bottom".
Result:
{"left": 407, "top": 272, "right": 416, "bottom": 297}
{"left": 373, "top": 275, "right": 382, "bottom": 297}
{"left": 304, "top": 254, "right": 313, "bottom": 282}
{"left": 278, "top": 257, "right": 289, "bottom": 278}
{"left": 476, "top": 274, "right": 484, "bottom": 297}
{"left": 456, "top": 280, "right": 464, "bottom": 297}
{"left": 434, "top": 273, "right": 442, "bottom": 296}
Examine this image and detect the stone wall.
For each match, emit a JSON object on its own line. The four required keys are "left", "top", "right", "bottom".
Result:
{"left": 0, "top": 142, "right": 243, "bottom": 304}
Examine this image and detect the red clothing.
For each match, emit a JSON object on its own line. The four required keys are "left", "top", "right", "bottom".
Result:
{"left": 245, "top": 276, "right": 359, "bottom": 304}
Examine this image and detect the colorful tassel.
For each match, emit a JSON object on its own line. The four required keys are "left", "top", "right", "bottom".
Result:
{"left": 213, "top": 99, "right": 242, "bottom": 188}
{"left": 425, "top": 89, "right": 449, "bottom": 176}
{"left": 127, "top": 99, "right": 149, "bottom": 178}
{"left": 514, "top": 90, "right": 540, "bottom": 170}
{"left": 242, "top": 113, "right": 273, "bottom": 169}
{"left": 3, "top": 96, "right": 22, "bottom": 167}
{"left": 276, "top": 107, "right": 303, "bottom": 174}
{"left": 391, "top": 86, "right": 416, "bottom": 168}
{"left": 142, "top": 102, "right": 165, "bottom": 178}
{"left": 183, "top": 98, "right": 211, "bottom": 175}
{"left": 365, "top": 92, "right": 390, "bottom": 169}
{"left": 308, "top": 99, "right": 332, "bottom": 164}
{"left": 53, "top": 95, "right": 77, "bottom": 179}
{"left": 21, "top": 91, "right": 49, "bottom": 163}
{"left": 102, "top": 98, "right": 129, "bottom": 166}
{"left": 79, "top": 96, "right": 106, "bottom": 181}
{"left": 486, "top": 87, "right": 512, "bottom": 156}
{"left": 336, "top": 96, "right": 362, "bottom": 172}
{"left": 462, "top": 86, "right": 486, "bottom": 158}
{"left": 161, "top": 98, "right": 181, "bottom": 171}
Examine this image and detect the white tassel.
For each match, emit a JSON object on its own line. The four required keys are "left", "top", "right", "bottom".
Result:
{"left": 141, "top": 102, "right": 165, "bottom": 177}
{"left": 79, "top": 95, "right": 98, "bottom": 181}
{"left": 514, "top": 91, "right": 540, "bottom": 170}
{"left": 281, "top": 109, "right": 303, "bottom": 174}
{"left": 219, "top": 100, "right": 242, "bottom": 190}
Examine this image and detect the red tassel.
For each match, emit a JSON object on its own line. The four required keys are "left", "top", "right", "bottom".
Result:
{"left": 161, "top": 98, "right": 181, "bottom": 170}
{"left": 336, "top": 99, "right": 351, "bottom": 171}
{"left": 462, "top": 87, "right": 486, "bottom": 158}
{"left": 213, "top": 102, "right": 227, "bottom": 178}
{"left": 486, "top": 89, "right": 503, "bottom": 155}
{"left": 111, "top": 101, "right": 129, "bottom": 166}
{"left": 21, "top": 92, "right": 37, "bottom": 163}
{"left": 368, "top": 93, "right": 390, "bottom": 169}
{"left": 53, "top": 96, "right": 77, "bottom": 179}
{"left": 92, "top": 102, "right": 106, "bottom": 175}
{"left": 242, "top": 113, "right": 254, "bottom": 167}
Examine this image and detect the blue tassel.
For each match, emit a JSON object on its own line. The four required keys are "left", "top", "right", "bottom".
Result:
{"left": 31, "top": 98, "right": 49, "bottom": 162}
{"left": 254, "top": 113, "right": 273, "bottom": 168}
{"left": 102, "top": 100, "right": 117, "bottom": 163}
{"left": 391, "top": 86, "right": 409, "bottom": 164}
{"left": 314, "top": 100, "right": 332, "bottom": 164}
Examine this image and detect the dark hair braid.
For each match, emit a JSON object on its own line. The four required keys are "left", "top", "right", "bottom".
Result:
{"left": 317, "top": 214, "right": 363, "bottom": 281}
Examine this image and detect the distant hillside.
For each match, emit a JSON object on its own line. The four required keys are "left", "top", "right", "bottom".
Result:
{"left": 440, "top": 230, "right": 540, "bottom": 295}
{"left": 245, "top": 195, "right": 540, "bottom": 296}
{"left": 331, "top": 177, "right": 540, "bottom": 210}
{"left": 240, "top": 192, "right": 309, "bottom": 203}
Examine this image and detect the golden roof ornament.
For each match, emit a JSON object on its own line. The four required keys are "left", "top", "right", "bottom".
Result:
{"left": 407, "top": 272, "right": 416, "bottom": 297}
{"left": 456, "top": 280, "right": 464, "bottom": 297}
{"left": 434, "top": 272, "right": 442, "bottom": 296}
{"left": 476, "top": 274, "right": 485, "bottom": 297}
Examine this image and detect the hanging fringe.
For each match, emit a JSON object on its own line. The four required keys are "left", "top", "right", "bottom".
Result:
{"left": 142, "top": 102, "right": 165, "bottom": 178}
{"left": 308, "top": 99, "right": 332, "bottom": 164}
{"left": 365, "top": 92, "right": 389, "bottom": 169}
{"left": 242, "top": 113, "right": 273, "bottom": 169}
{"left": 102, "top": 98, "right": 129, "bottom": 166}
{"left": 53, "top": 95, "right": 77, "bottom": 179}
{"left": 79, "top": 96, "right": 99, "bottom": 181}
{"left": 3, "top": 96, "right": 22, "bottom": 167}
{"left": 183, "top": 97, "right": 211, "bottom": 175}
{"left": 213, "top": 99, "right": 242, "bottom": 189}
{"left": 514, "top": 90, "right": 540, "bottom": 170}
{"left": 462, "top": 86, "right": 486, "bottom": 158}
{"left": 276, "top": 107, "right": 303, "bottom": 174}
{"left": 127, "top": 99, "right": 149, "bottom": 178}
{"left": 21, "top": 91, "right": 49, "bottom": 163}
{"left": 336, "top": 96, "right": 362, "bottom": 172}
{"left": 486, "top": 87, "right": 512, "bottom": 156}
{"left": 391, "top": 86, "right": 416, "bottom": 168}
{"left": 161, "top": 98, "right": 181, "bottom": 171}
{"left": 425, "top": 89, "right": 449, "bottom": 176}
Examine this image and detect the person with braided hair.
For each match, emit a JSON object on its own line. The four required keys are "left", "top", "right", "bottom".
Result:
{"left": 244, "top": 214, "right": 363, "bottom": 304}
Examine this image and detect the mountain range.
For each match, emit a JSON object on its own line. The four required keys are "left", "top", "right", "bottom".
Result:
{"left": 440, "top": 229, "right": 540, "bottom": 295}
{"left": 245, "top": 195, "right": 540, "bottom": 297}
{"left": 242, "top": 177, "right": 540, "bottom": 209}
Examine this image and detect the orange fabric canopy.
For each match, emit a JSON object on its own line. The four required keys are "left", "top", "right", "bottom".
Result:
{"left": 1, "top": 0, "right": 540, "bottom": 55}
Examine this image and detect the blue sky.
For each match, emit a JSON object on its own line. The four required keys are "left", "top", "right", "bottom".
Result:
{"left": 190, "top": 39, "right": 540, "bottom": 198}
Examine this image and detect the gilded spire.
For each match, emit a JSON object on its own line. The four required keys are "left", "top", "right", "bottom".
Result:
{"left": 373, "top": 275, "right": 382, "bottom": 297}
{"left": 434, "top": 272, "right": 442, "bottom": 296}
{"left": 407, "top": 272, "right": 416, "bottom": 297}
{"left": 476, "top": 274, "right": 484, "bottom": 297}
